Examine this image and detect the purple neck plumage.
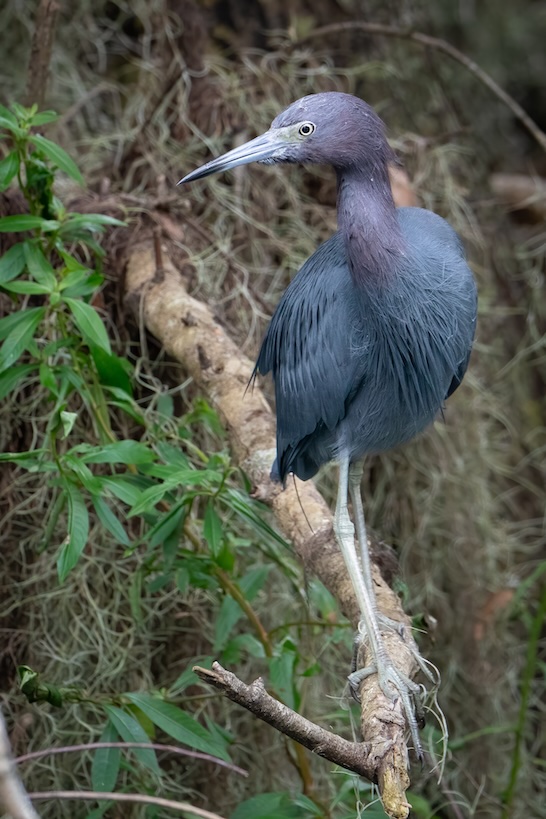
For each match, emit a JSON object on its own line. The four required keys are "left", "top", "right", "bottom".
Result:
{"left": 336, "top": 157, "right": 405, "bottom": 285}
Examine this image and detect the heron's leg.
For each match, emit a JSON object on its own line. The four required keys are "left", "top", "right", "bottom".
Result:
{"left": 349, "top": 462, "right": 407, "bottom": 637}
{"left": 335, "top": 455, "right": 423, "bottom": 756}
{"left": 348, "top": 461, "right": 375, "bottom": 600}
{"left": 333, "top": 455, "right": 386, "bottom": 672}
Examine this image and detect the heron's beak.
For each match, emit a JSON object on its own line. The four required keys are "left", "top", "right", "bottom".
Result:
{"left": 178, "top": 129, "right": 283, "bottom": 184}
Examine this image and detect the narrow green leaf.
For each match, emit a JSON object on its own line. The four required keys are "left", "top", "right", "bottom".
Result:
{"left": 240, "top": 566, "right": 270, "bottom": 601}
{"left": 268, "top": 649, "right": 298, "bottom": 711}
{"left": 125, "top": 693, "right": 230, "bottom": 760}
{"left": 79, "top": 440, "right": 154, "bottom": 465}
{"left": 29, "top": 134, "right": 84, "bottom": 185}
{"left": 149, "top": 503, "right": 185, "bottom": 549}
{"left": 0, "top": 104, "right": 18, "bottom": 129}
{"left": 90, "top": 346, "right": 133, "bottom": 397}
{"left": 127, "top": 481, "right": 174, "bottom": 517}
{"left": 0, "top": 306, "right": 44, "bottom": 340}
{"left": 91, "top": 720, "right": 120, "bottom": 792}
{"left": 2, "top": 280, "right": 51, "bottom": 294}
{"left": 57, "top": 483, "right": 89, "bottom": 581}
{"left": 0, "top": 214, "right": 46, "bottom": 233}
{"left": 61, "top": 213, "right": 126, "bottom": 233}
{"left": 0, "top": 151, "right": 19, "bottom": 191}
{"left": 230, "top": 793, "right": 298, "bottom": 819}
{"left": 64, "top": 297, "right": 111, "bottom": 354}
{"left": 103, "top": 705, "right": 160, "bottom": 775}
{"left": 100, "top": 476, "right": 147, "bottom": 507}
{"left": 0, "top": 306, "right": 45, "bottom": 373}
{"left": 58, "top": 268, "right": 87, "bottom": 290}
{"left": 214, "top": 596, "right": 244, "bottom": 653}
{"left": 203, "top": 500, "right": 223, "bottom": 557}
{"left": 0, "top": 242, "right": 25, "bottom": 284}
{"left": 0, "top": 364, "right": 35, "bottom": 400}
{"left": 92, "top": 495, "right": 131, "bottom": 546}
{"left": 0, "top": 243, "right": 26, "bottom": 283}
{"left": 23, "top": 242, "right": 57, "bottom": 287}
{"left": 30, "top": 110, "right": 58, "bottom": 126}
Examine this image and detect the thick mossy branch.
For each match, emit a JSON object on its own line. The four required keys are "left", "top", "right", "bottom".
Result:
{"left": 124, "top": 242, "right": 423, "bottom": 818}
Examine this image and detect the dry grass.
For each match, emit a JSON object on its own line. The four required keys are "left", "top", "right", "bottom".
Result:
{"left": 0, "top": 1, "right": 545, "bottom": 817}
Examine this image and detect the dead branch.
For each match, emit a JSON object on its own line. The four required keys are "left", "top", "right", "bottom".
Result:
{"left": 290, "top": 22, "right": 546, "bottom": 154}
{"left": 123, "top": 241, "right": 424, "bottom": 818}
{"left": 0, "top": 709, "right": 40, "bottom": 819}
{"left": 194, "top": 662, "right": 378, "bottom": 779}
{"left": 24, "top": 0, "right": 60, "bottom": 109}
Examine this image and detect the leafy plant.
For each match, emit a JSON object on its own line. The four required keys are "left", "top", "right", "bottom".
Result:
{"left": 2, "top": 103, "right": 358, "bottom": 815}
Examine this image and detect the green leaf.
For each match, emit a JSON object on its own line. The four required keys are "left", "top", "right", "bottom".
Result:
{"left": 90, "top": 346, "right": 133, "bottom": 397}
{"left": 60, "top": 213, "right": 126, "bottom": 237}
{"left": 57, "top": 483, "right": 89, "bottom": 581}
{"left": 103, "top": 705, "right": 160, "bottom": 776}
{"left": 91, "top": 720, "right": 120, "bottom": 792}
{"left": 149, "top": 503, "right": 185, "bottom": 549}
{"left": 0, "top": 364, "right": 35, "bottom": 400}
{"left": 269, "top": 648, "right": 298, "bottom": 711}
{"left": 64, "top": 297, "right": 111, "bottom": 354}
{"left": 0, "top": 214, "right": 47, "bottom": 233}
{"left": 0, "top": 104, "right": 19, "bottom": 131}
{"left": 240, "top": 566, "right": 270, "bottom": 601}
{"left": 100, "top": 476, "right": 147, "bottom": 506}
{"left": 0, "top": 243, "right": 26, "bottom": 283}
{"left": 203, "top": 500, "right": 223, "bottom": 557}
{"left": 0, "top": 151, "right": 19, "bottom": 191}
{"left": 92, "top": 495, "right": 131, "bottom": 547}
{"left": 0, "top": 306, "right": 44, "bottom": 340}
{"left": 0, "top": 306, "right": 45, "bottom": 373}
{"left": 60, "top": 410, "right": 78, "bottom": 438}
{"left": 78, "top": 440, "right": 155, "bottom": 465}
{"left": 214, "top": 596, "right": 243, "bottom": 653}
{"left": 124, "top": 693, "right": 230, "bottom": 760}
{"left": 230, "top": 793, "right": 301, "bottom": 819}
{"left": 23, "top": 242, "right": 57, "bottom": 288}
{"left": 30, "top": 110, "right": 58, "bottom": 126}
{"left": 29, "top": 134, "right": 84, "bottom": 185}
{"left": 2, "top": 280, "right": 51, "bottom": 294}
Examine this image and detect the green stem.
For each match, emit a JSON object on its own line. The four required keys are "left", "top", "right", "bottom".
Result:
{"left": 502, "top": 583, "right": 546, "bottom": 815}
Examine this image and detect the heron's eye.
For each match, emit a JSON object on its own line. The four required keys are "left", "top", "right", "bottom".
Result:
{"left": 298, "top": 122, "right": 315, "bottom": 137}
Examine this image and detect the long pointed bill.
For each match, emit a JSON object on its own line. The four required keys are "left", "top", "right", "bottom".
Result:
{"left": 178, "top": 130, "right": 284, "bottom": 184}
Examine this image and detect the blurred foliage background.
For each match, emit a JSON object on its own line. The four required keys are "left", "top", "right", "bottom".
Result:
{"left": 0, "top": 1, "right": 544, "bottom": 817}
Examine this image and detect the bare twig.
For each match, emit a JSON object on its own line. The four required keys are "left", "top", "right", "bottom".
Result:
{"left": 291, "top": 22, "right": 546, "bottom": 154}
{"left": 193, "top": 662, "right": 378, "bottom": 780}
{"left": 27, "top": 791, "right": 225, "bottom": 817}
{"left": 0, "top": 709, "right": 40, "bottom": 819}
{"left": 14, "top": 742, "right": 247, "bottom": 776}
{"left": 24, "top": 0, "right": 60, "bottom": 109}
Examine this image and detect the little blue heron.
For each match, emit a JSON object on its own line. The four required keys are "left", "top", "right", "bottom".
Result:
{"left": 179, "top": 92, "right": 477, "bottom": 752}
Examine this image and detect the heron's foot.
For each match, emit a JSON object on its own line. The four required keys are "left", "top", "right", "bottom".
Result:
{"left": 377, "top": 612, "right": 407, "bottom": 637}
{"left": 348, "top": 658, "right": 426, "bottom": 759}
{"left": 351, "top": 623, "right": 439, "bottom": 688}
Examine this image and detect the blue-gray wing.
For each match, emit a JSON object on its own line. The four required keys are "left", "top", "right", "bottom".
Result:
{"left": 254, "top": 234, "right": 362, "bottom": 481}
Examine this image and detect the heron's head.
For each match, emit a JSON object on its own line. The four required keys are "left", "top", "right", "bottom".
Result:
{"left": 178, "top": 92, "right": 393, "bottom": 184}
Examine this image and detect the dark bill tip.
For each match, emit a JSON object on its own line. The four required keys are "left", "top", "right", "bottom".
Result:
{"left": 177, "top": 129, "right": 282, "bottom": 185}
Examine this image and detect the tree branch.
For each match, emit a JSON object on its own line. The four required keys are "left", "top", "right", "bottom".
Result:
{"left": 24, "top": 0, "right": 60, "bottom": 109}
{"left": 291, "top": 21, "right": 546, "bottom": 154}
{"left": 194, "top": 662, "right": 379, "bottom": 779}
{"left": 123, "top": 240, "right": 425, "bottom": 818}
